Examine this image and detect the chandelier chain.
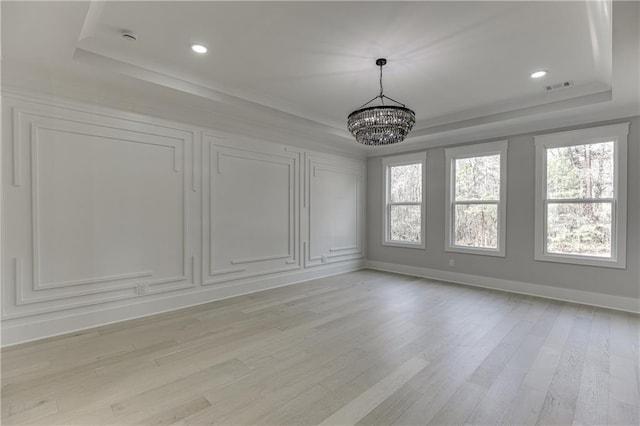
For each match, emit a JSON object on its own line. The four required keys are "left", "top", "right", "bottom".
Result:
{"left": 379, "top": 63, "right": 384, "bottom": 104}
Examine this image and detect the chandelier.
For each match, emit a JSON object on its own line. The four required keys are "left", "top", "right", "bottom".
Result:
{"left": 347, "top": 58, "right": 416, "bottom": 146}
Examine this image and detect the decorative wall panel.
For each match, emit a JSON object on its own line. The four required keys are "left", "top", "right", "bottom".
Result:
{"left": 304, "top": 153, "right": 365, "bottom": 267}
{"left": 3, "top": 102, "right": 197, "bottom": 319}
{"left": 202, "top": 136, "right": 301, "bottom": 284}
{"left": 1, "top": 93, "right": 365, "bottom": 343}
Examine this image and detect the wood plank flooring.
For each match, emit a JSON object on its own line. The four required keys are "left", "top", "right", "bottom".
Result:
{"left": 1, "top": 270, "right": 639, "bottom": 425}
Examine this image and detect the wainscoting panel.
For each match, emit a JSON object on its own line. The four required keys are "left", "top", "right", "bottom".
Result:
{"left": 1, "top": 93, "right": 365, "bottom": 345}
{"left": 3, "top": 101, "right": 198, "bottom": 320}
{"left": 202, "top": 135, "right": 301, "bottom": 284}
{"left": 304, "top": 153, "right": 365, "bottom": 267}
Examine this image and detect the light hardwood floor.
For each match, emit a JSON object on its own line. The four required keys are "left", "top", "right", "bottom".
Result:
{"left": 2, "top": 270, "right": 639, "bottom": 425}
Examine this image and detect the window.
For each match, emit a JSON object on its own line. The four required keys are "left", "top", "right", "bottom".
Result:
{"left": 534, "top": 123, "right": 628, "bottom": 268}
{"left": 382, "top": 152, "right": 426, "bottom": 248}
{"left": 445, "top": 141, "right": 508, "bottom": 256}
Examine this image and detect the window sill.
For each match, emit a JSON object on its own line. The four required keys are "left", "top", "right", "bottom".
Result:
{"left": 534, "top": 253, "right": 626, "bottom": 269}
{"left": 445, "top": 246, "right": 505, "bottom": 257}
{"left": 383, "top": 241, "right": 425, "bottom": 250}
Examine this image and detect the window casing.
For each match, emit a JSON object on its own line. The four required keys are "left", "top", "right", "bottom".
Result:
{"left": 445, "top": 141, "right": 508, "bottom": 256}
{"left": 382, "top": 152, "right": 426, "bottom": 248}
{"left": 534, "top": 123, "right": 628, "bottom": 268}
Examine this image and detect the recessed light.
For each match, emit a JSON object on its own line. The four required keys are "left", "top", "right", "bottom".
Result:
{"left": 191, "top": 44, "right": 207, "bottom": 54}
{"left": 530, "top": 70, "right": 547, "bottom": 79}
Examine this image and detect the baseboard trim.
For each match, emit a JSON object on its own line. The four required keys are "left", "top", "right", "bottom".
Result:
{"left": 1, "top": 261, "right": 365, "bottom": 347}
{"left": 365, "top": 260, "right": 640, "bottom": 314}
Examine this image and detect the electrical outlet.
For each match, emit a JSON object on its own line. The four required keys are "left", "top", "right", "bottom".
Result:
{"left": 321, "top": 255, "right": 328, "bottom": 264}
{"left": 449, "top": 259, "right": 455, "bottom": 267}
{"left": 137, "top": 283, "right": 148, "bottom": 295}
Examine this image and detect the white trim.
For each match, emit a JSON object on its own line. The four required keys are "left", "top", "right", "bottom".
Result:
{"left": 1, "top": 260, "right": 365, "bottom": 347}
{"left": 534, "top": 123, "right": 630, "bottom": 146}
{"left": 366, "top": 260, "right": 640, "bottom": 314}
{"left": 381, "top": 152, "right": 427, "bottom": 249}
{"left": 444, "top": 140, "right": 508, "bottom": 257}
{"left": 382, "top": 241, "right": 425, "bottom": 249}
{"left": 534, "top": 123, "right": 628, "bottom": 269}
{"left": 1, "top": 89, "right": 367, "bottom": 160}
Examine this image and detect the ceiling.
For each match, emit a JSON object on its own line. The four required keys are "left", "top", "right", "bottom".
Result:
{"left": 2, "top": 1, "right": 638, "bottom": 155}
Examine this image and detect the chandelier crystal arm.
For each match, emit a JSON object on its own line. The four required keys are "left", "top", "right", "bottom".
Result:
{"left": 357, "top": 94, "right": 406, "bottom": 109}
{"left": 380, "top": 94, "right": 406, "bottom": 108}
{"left": 357, "top": 94, "right": 384, "bottom": 109}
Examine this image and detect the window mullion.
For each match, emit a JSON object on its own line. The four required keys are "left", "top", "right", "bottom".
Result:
{"left": 452, "top": 200, "right": 499, "bottom": 205}
{"left": 389, "top": 202, "right": 422, "bottom": 207}
{"left": 546, "top": 198, "right": 614, "bottom": 204}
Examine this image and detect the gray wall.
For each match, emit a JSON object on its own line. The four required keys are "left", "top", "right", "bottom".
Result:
{"left": 367, "top": 116, "right": 640, "bottom": 299}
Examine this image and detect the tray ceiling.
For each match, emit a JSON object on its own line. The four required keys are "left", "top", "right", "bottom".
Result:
{"left": 2, "top": 1, "right": 638, "bottom": 153}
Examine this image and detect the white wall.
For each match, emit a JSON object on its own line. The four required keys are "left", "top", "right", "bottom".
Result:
{"left": 1, "top": 92, "right": 366, "bottom": 346}
{"left": 367, "top": 117, "right": 640, "bottom": 313}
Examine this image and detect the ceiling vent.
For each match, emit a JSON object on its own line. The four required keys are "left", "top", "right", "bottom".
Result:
{"left": 545, "top": 80, "right": 573, "bottom": 91}
{"left": 121, "top": 31, "right": 137, "bottom": 41}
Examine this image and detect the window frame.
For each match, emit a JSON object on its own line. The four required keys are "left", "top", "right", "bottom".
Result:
{"left": 534, "top": 123, "right": 628, "bottom": 269}
{"left": 381, "top": 152, "right": 427, "bottom": 249}
{"left": 445, "top": 140, "right": 508, "bottom": 257}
